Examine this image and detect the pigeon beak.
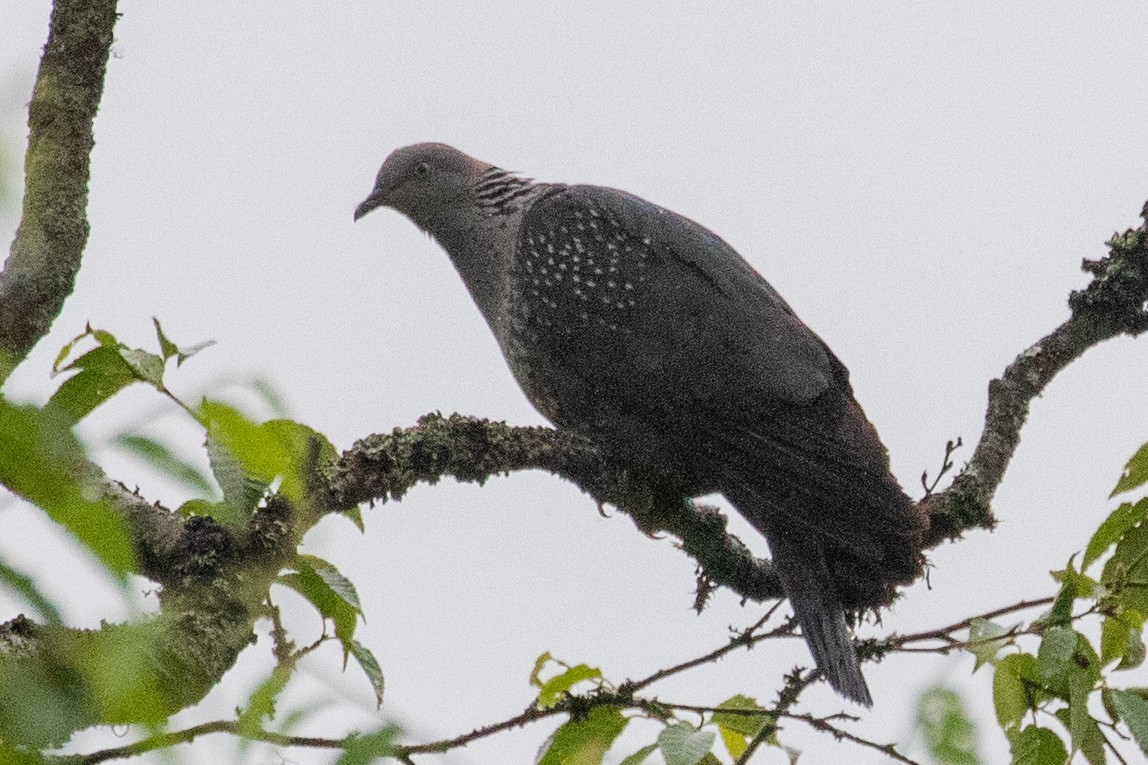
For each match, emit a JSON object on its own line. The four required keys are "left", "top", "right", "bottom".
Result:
{"left": 354, "top": 189, "right": 388, "bottom": 221}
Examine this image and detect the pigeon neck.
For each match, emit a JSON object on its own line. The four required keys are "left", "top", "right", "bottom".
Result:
{"left": 428, "top": 209, "right": 519, "bottom": 338}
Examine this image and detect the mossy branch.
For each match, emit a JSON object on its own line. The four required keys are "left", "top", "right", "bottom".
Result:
{"left": 0, "top": 0, "right": 118, "bottom": 383}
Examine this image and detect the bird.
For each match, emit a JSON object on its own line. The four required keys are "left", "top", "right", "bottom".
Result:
{"left": 354, "top": 143, "right": 926, "bottom": 706}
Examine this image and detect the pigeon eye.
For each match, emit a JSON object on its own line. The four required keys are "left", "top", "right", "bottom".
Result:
{"left": 414, "top": 162, "right": 430, "bottom": 176}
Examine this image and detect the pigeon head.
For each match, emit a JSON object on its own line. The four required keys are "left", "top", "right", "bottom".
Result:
{"left": 354, "top": 143, "right": 490, "bottom": 230}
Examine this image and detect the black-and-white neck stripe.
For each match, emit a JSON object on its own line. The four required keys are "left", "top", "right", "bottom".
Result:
{"left": 474, "top": 167, "right": 536, "bottom": 214}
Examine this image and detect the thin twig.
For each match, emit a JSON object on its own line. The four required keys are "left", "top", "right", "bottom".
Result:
{"left": 628, "top": 603, "right": 789, "bottom": 692}
{"left": 782, "top": 712, "right": 923, "bottom": 765}
{"left": 889, "top": 596, "right": 1055, "bottom": 648}
{"left": 68, "top": 721, "right": 343, "bottom": 764}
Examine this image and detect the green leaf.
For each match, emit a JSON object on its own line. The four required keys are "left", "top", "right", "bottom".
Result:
{"left": 70, "top": 621, "right": 167, "bottom": 725}
{"left": 153, "top": 317, "right": 215, "bottom": 367}
{"left": 259, "top": 418, "right": 338, "bottom": 504}
{"left": 0, "top": 560, "right": 62, "bottom": 624}
{"left": 199, "top": 402, "right": 337, "bottom": 519}
{"left": 537, "top": 706, "right": 628, "bottom": 765}
{"left": 1066, "top": 672, "right": 1105, "bottom": 765}
{"left": 1102, "top": 519, "right": 1148, "bottom": 612}
{"left": 298, "top": 555, "right": 364, "bottom": 615}
{"left": 1111, "top": 689, "right": 1148, "bottom": 756}
{"left": 1084, "top": 499, "right": 1148, "bottom": 570}
{"left": 537, "top": 664, "right": 603, "bottom": 709}
{"left": 153, "top": 317, "right": 179, "bottom": 361}
{"left": 1046, "top": 583, "right": 1075, "bottom": 627}
{"left": 994, "top": 653, "right": 1041, "bottom": 730}
{"left": 118, "top": 347, "right": 165, "bottom": 388}
{"left": 916, "top": 686, "right": 980, "bottom": 765}
{"left": 618, "top": 743, "right": 658, "bottom": 765}
{"left": 336, "top": 724, "right": 402, "bottom": 765}
{"left": 47, "top": 344, "right": 139, "bottom": 423}
{"left": 658, "top": 724, "right": 716, "bottom": 765}
{"left": 1112, "top": 442, "right": 1148, "bottom": 498}
{"left": 1037, "top": 626, "right": 1078, "bottom": 681}
{"left": 115, "top": 433, "right": 215, "bottom": 495}
{"left": 237, "top": 664, "right": 293, "bottom": 734}
{"left": 1009, "top": 726, "right": 1068, "bottom": 765}
{"left": 966, "top": 618, "right": 1016, "bottom": 670}
{"left": 176, "top": 498, "right": 230, "bottom": 519}
{"left": 0, "top": 399, "right": 135, "bottom": 577}
{"left": 1050, "top": 556, "right": 1102, "bottom": 599}
{"left": 712, "top": 695, "right": 770, "bottom": 759}
{"left": 350, "top": 640, "right": 384, "bottom": 708}
{"left": 1101, "top": 610, "right": 1146, "bottom": 669}
{"left": 278, "top": 562, "right": 358, "bottom": 651}
{"left": 204, "top": 427, "right": 265, "bottom": 525}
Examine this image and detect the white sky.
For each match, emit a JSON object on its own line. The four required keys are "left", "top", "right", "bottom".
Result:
{"left": 3, "top": 2, "right": 1148, "bottom": 763}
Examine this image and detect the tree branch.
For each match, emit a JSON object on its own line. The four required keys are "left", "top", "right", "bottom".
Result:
{"left": 921, "top": 211, "right": 1148, "bottom": 545}
{"left": 328, "top": 203, "right": 1148, "bottom": 602}
{"left": 0, "top": 0, "right": 119, "bottom": 383}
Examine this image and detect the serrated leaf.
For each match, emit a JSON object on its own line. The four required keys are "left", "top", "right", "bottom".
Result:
{"left": 0, "top": 399, "right": 135, "bottom": 577}
{"left": 1084, "top": 499, "right": 1148, "bottom": 570}
{"left": 259, "top": 418, "right": 338, "bottom": 504}
{"left": 118, "top": 347, "right": 165, "bottom": 388}
{"left": 1066, "top": 672, "right": 1105, "bottom": 765}
{"left": 1120, "top": 633, "right": 1147, "bottom": 671}
{"left": 1050, "top": 556, "right": 1102, "bottom": 600}
{"left": 205, "top": 429, "right": 264, "bottom": 525}
{"left": 1102, "top": 610, "right": 1145, "bottom": 670}
{"left": 537, "top": 664, "right": 603, "bottom": 709}
{"left": 336, "top": 724, "right": 401, "bottom": 765}
{"left": 916, "top": 686, "right": 980, "bottom": 765}
{"left": 0, "top": 560, "right": 62, "bottom": 624}
{"left": 199, "top": 402, "right": 336, "bottom": 517}
{"left": 537, "top": 706, "right": 628, "bottom": 765}
{"left": 153, "top": 317, "right": 215, "bottom": 367}
{"left": 116, "top": 433, "right": 214, "bottom": 495}
{"left": 298, "top": 555, "right": 364, "bottom": 614}
{"left": 46, "top": 345, "right": 138, "bottom": 423}
{"left": 237, "top": 664, "right": 292, "bottom": 735}
{"left": 278, "top": 568, "right": 358, "bottom": 650}
{"left": 1102, "top": 688, "right": 1120, "bottom": 724}
{"left": 153, "top": 317, "right": 179, "bottom": 361}
{"left": 1047, "top": 583, "right": 1075, "bottom": 627}
{"left": 350, "top": 640, "right": 384, "bottom": 708}
{"left": 1110, "top": 689, "right": 1148, "bottom": 755}
{"left": 618, "top": 743, "right": 658, "bottom": 765}
{"left": 995, "top": 654, "right": 1041, "bottom": 730}
{"left": 658, "top": 724, "right": 716, "bottom": 765}
{"left": 1038, "top": 626, "right": 1078, "bottom": 681}
{"left": 712, "top": 695, "right": 769, "bottom": 738}
{"left": 1009, "top": 726, "right": 1068, "bottom": 765}
{"left": 712, "top": 694, "right": 770, "bottom": 759}
{"left": 1102, "top": 520, "right": 1148, "bottom": 612}
{"left": 1112, "top": 442, "right": 1148, "bottom": 498}
{"left": 967, "top": 618, "right": 1016, "bottom": 670}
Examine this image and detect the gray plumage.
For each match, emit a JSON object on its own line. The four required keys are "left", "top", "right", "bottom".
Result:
{"left": 355, "top": 143, "right": 926, "bottom": 706}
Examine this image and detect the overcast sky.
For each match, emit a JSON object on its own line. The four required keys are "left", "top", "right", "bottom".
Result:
{"left": 3, "top": 2, "right": 1148, "bottom": 763}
